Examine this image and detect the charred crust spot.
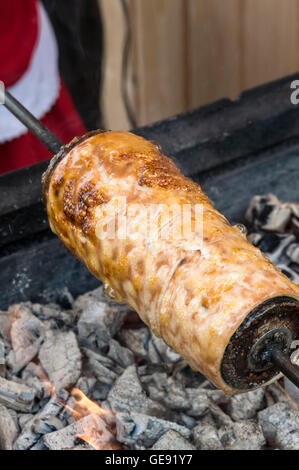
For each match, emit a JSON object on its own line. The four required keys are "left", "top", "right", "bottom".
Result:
{"left": 52, "top": 175, "right": 64, "bottom": 185}
{"left": 42, "top": 129, "right": 106, "bottom": 206}
{"left": 114, "top": 152, "right": 139, "bottom": 161}
{"left": 52, "top": 175, "right": 64, "bottom": 189}
{"left": 77, "top": 183, "right": 108, "bottom": 234}
{"left": 63, "top": 180, "right": 108, "bottom": 234}
{"left": 63, "top": 180, "right": 76, "bottom": 222}
{"left": 82, "top": 218, "right": 93, "bottom": 235}
{"left": 78, "top": 183, "right": 106, "bottom": 210}
{"left": 52, "top": 176, "right": 65, "bottom": 198}
{"left": 137, "top": 155, "right": 198, "bottom": 192}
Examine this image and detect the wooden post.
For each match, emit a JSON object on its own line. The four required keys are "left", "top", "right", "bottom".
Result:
{"left": 98, "top": 0, "right": 133, "bottom": 130}
{"left": 99, "top": 0, "right": 299, "bottom": 128}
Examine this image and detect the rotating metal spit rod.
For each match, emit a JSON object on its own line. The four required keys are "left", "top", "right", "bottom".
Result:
{"left": 248, "top": 327, "right": 299, "bottom": 388}
{"left": 3, "top": 89, "right": 62, "bottom": 154}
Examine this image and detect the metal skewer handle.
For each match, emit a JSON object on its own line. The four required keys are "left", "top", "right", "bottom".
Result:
{"left": 272, "top": 348, "right": 299, "bottom": 388}
{"left": 248, "top": 327, "right": 299, "bottom": 389}
{"left": 2, "top": 89, "right": 63, "bottom": 154}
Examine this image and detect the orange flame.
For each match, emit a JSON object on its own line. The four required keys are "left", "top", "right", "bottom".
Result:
{"left": 70, "top": 388, "right": 111, "bottom": 418}
{"left": 62, "top": 388, "right": 121, "bottom": 450}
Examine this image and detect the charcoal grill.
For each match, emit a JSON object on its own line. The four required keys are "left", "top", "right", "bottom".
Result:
{"left": 1, "top": 75, "right": 299, "bottom": 451}
{"left": 1, "top": 74, "right": 299, "bottom": 388}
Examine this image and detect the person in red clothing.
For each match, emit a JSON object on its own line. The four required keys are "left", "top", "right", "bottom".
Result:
{"left": 0, "top": 0, "right": 86, "bottom": 174}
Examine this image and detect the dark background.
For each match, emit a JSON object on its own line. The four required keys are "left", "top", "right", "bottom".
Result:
{"left": 42, "top": 0, "right": 103, "bottom": 131}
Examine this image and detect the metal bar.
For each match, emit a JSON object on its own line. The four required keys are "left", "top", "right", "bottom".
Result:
{"left": 272, "top": 348, "right": 299, "bottom": 388}
{"left": 3, "top": 90, "right": 63, "bottom": 154}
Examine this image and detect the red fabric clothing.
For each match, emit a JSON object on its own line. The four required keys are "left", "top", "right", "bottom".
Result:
{"left": 0, "top": 0, "right": 39, "bottom": 87}
{"left": 0, "top": 0, "right": 86, "bottom": 174}
{"left": 0, "top": 80, "right": 86, "bottom": 174}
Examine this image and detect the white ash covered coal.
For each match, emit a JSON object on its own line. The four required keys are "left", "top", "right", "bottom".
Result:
{"left": 246, "top": 194, "right": 299, "bottom": 283}
{"left": 0, "top": 194, "right": 298, "bottom": 450}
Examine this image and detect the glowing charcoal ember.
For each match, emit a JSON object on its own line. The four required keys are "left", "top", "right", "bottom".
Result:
{"left": 51, "top": 388, "right": 120, "bottom": 450}
{"left": 43, "top": 414, "right": 116, "bottom": 450}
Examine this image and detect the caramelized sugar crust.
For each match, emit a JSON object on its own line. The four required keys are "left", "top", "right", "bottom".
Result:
{"left": 43, "top": 131, "right": 299, "bottom": 393}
